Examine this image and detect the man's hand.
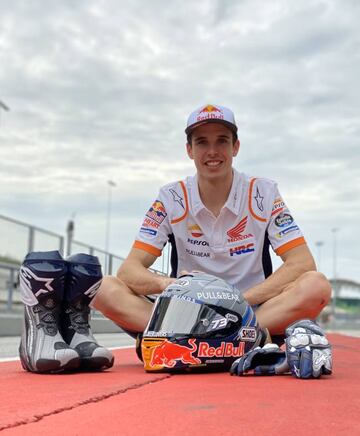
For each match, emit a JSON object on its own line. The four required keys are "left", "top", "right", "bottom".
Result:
{"left": 243, "top": 245, "right": 315, "bottom": 306}
{"left": 178, "top": 270, "right": 204, "bottom": 277}
{"left": 159, "top": 276, "right": 177, "bottom": 291}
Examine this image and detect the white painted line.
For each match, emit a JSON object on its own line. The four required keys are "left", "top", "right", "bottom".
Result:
{"left": 0, "top": 357, "right": 20, "bottom": 363}
{"left": 0, "top": 345, "right": 135, "bottom": 363}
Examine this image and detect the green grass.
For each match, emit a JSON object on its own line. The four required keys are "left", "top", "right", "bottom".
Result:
{"left": 0, "top": 255, "right": 21, "bottom": 266}
{"left": 336, "top": 301, "right": 360, "bottom": 314}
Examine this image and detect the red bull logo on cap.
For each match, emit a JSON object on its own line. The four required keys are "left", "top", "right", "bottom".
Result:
{"left": 199, "top": 104, "right": 222, "bottom": 113}
{"left": 197, "top": 104, "right": 224, "bottom": 122}
{"left": 146, "top": 200, "right": 167, "bottom": 225}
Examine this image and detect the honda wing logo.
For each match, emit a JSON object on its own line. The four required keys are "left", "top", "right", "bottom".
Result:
{"left": 227, "top": 216, "right": 253, "bottom": 243}
{"left": 227, "top": 216, "right": 247, "bottom": 238}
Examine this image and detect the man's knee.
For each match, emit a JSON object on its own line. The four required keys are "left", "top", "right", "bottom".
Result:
{"left": 92, "top": 276, "right": 153, "bottom": 332}
{"left": 295, "top": 271, "right": 331, "bottom": 315}
{"left": 92, "top": 275, "right": 127, "bottom": 313}
{"left": 299, "top": 271, "right": 331, "bottom": 302}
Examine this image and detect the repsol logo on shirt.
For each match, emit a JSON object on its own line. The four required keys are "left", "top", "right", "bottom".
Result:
{"left": 187, "top": 238, "right": 209, "bottom": 246}
{"left": 229, "top": 243, "right": 255, "bottom": 257}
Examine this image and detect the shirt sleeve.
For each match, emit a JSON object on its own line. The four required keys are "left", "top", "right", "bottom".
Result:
{"left": 267, "top": 185, "right": 306, "bottom": 256}
{"left": 133, "top": 190, "right": 171, "bottom": 257}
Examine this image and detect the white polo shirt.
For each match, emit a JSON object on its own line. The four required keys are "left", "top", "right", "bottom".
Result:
{"left": 134, "top": 169, "right": 306, "bottom": 292}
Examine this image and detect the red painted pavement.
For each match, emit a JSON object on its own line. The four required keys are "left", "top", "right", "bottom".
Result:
{"left": 0, "top": 334, "right": 359, "bottom": 435}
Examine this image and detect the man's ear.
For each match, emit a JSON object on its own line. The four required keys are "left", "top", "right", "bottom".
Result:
{"left": 233, "top": 139, "right": 240, "bottom": 157}
{"left": 186, "top": 142, "right": 194, "bottom": 159}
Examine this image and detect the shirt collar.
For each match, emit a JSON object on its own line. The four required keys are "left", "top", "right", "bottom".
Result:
{"left": 189, "top": 168, "right": 242, "bottom": 217}
{"left": 189, "top": 174, "right": 203, "bottom": 216}
{"left": 224, "top": 168, "right": 242, "bottom": 215}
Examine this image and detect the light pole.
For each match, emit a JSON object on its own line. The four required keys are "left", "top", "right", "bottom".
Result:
{"left": 331, "top": 228, "right": 339, "bottom": 318}
{"left": 0, "top": 100, "right": 10, "bottom": 126}
{"left": 105, "top": 180, "right": 116, "bottom": 273}
{"left": 315, "top": 241, "right": 324, "bottom": 271}
{"left": 66, "top": 213, "right": 76, "bottom": 257}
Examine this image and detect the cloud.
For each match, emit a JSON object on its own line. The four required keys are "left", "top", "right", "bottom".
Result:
{"left": 0, "top": 0, "right": 359, "bottom": 282}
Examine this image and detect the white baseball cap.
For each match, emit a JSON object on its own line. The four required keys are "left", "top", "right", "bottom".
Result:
{"left": 185, "top": 104, "right": 238, "bottom": 136}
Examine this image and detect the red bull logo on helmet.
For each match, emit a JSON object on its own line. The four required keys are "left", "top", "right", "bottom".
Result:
{"left": 197, "top": 105, "right": 224, "bottom": 122}
{"left": 142, "top": 337, "right": 245, "bottom": 371}
{"left": 143, "top": 338, "right": 201, "bottom": 371}
{"left": 197, "top": 341, "right": 245, "bottom": 358}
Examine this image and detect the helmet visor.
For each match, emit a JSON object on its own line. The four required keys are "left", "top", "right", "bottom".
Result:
{"left": 144, "top": 296, "right": 240, "bottom": 337}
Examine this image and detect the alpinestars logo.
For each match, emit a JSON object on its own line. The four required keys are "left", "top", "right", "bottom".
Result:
{"left": 19, "top": 266, "right": 55, "bottom": 306}
{"left": 227, "top": 216, "right": 253, "bottom": 243}
{"left": 84, "top": 279, "right": 102, "bottom": 299}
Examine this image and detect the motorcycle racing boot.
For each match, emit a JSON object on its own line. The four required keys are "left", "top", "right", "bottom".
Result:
{"left": 18, "top": 251, "right": 81, "bottom": 373}
{"left": 62, "top": 253, "right": 114, "bottom": 370}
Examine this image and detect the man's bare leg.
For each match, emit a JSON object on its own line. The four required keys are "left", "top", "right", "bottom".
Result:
{"left": 255, "top": 271, "right": 331, "bottom": 335}
{"left": 92, "top": 276, "right": 154, "bottom": 333}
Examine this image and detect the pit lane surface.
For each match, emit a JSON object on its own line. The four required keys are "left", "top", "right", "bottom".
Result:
{"left": 0, "top": 334, "right": 359, "bottom": 435}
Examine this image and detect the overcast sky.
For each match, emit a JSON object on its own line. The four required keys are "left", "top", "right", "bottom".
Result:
{"left": 0, "top": 0, "right": 359, "bottom": 282}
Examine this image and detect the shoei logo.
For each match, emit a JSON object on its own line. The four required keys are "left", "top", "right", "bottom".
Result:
{"left": 145, "top": 338, "right": 201, "bottom": 369}
{"left": 84, "top": 279, "right": 102, "bottom": 299}
{"left": 239, "top": 327, "right": 257, "bottom": 342}
{"left": 19, "top": 266, "right": 54, "bottom": 298}
{"left": 197, "top": 341, "right": 245, "bottom": 358}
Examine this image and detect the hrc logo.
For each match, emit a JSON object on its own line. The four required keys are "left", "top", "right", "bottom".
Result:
{"left": 229, "top": 243, "right": 255, "bottom": 257}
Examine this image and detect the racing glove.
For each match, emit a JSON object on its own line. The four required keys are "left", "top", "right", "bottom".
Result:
{"left": 230, "top": 319, "right": 332, "bottom": 379}
{"left": 285, "top": 319, "right": 332, "bottom": 379}
{"left": 230, "top": 343, "right": 290, "bottom": 376}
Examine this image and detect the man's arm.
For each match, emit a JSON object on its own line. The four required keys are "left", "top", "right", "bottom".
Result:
{"left": 243, "top": 244, "right": 316, "bottom": 306}
{"left": 117, "top": 247, "right": 175, "bottom": 296}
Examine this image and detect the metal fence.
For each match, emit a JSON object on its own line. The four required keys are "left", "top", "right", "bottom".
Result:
{"left": 0, "top": 214, "right": 167, "bottom": 313}
{"left": 0, "top": 214, "right": 64, "bottom": 263}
